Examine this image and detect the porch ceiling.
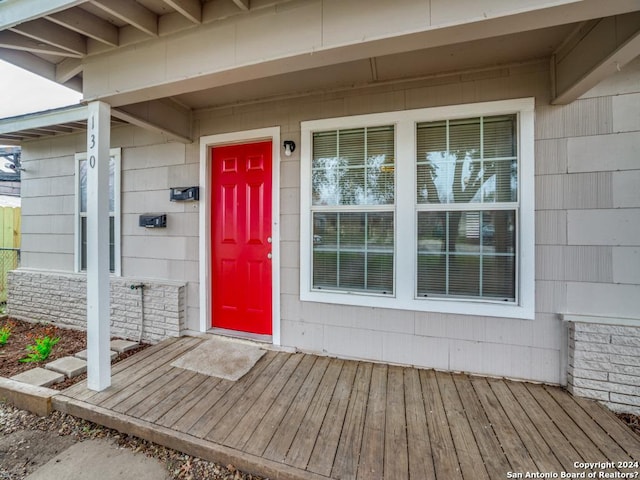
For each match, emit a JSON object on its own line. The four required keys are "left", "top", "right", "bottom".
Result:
{"left": 0, "top": 0, "right": 290, "bottom": 90}
{"left": 175, "top": 25, "right": 576, "bottom": 111}
{"left": 0, "top": 0, "right": 639, "bottom": 144}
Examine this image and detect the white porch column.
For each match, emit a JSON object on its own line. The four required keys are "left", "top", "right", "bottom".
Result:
{"left": 86, "top": 101, "right": 111, "bottom": 391}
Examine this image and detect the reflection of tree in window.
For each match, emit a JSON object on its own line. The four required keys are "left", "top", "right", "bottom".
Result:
{"left": 312, "top": 126, "right": 394, "bottom": 206}
{"left": 311, "top": 125, "right": 395, "bottom": 294}
{"left": 416, "top": 115, "right": 517, "bottom": 300}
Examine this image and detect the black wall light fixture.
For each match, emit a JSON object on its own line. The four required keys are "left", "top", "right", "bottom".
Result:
{"left": 283, "top": 140, "right": 296, "bottom": 157}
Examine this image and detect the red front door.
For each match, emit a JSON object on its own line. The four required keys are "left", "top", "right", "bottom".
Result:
{"left": 211, "top": 141, "right": 272, "bottom": 335}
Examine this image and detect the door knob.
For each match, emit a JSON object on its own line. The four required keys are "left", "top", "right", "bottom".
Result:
{"left": 267, "top": 253, "right": 272, "bottom": 259}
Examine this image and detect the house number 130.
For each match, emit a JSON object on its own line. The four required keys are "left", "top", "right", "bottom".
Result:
{"left": 89, "top": 115, "right": 96, "bottom": 168}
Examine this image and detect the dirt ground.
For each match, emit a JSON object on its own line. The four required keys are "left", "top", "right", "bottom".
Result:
{"left": 0, "top": 318, "right": 148, "bottom": 390}
{"left": 0, "top": 402, "right": 264, "bottom": 480}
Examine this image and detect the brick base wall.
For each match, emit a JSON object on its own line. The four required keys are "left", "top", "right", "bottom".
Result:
{"left": 7, "top": 269, "right": 186, "bottom": 343}
{"left": 568, "top": 321, "right": 640, "bottom": 415}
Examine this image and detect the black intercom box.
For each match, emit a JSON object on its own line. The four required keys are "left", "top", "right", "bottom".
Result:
{"left": 139, "top": 214, "right": 167, "bottom": 228}
{"left": 170, "top": 186, "right": 199, "bottom": 202}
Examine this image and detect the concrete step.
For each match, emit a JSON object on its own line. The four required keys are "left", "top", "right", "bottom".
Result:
{"left": 10, "top": 368, "right": 65, "bottom": 387}
{"left": 45, "top": 357, "right": 87, "bottom": 378}
{"left": 110, "top": 340, "right": 139, "bottom": 353}
{"left": 74, "top": 350, "right": 118, "bottom": 361}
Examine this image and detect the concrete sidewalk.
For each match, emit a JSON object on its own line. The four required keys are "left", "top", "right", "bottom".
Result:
{"left": 25, "top": 438, "right": 170, "bottom": 480}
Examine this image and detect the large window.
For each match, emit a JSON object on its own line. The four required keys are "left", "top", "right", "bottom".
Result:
{"left": 300, "top": 99, "right": 534, "bottom": 319}
{"left": 75, "top": 148, "right": 121, "bottom": 275}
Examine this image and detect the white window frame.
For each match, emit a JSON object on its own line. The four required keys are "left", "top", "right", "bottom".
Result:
{"left": 74, "top": 148, "right": 122, "bottom": 276}
{"left": 300, "top": 98, "right": 535, "bottom": 320}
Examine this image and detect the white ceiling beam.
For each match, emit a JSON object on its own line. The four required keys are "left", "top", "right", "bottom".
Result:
{"left": 162, "top": 0, "right": 201, "bottom": 24}
{"left": 56, "top": 57, "right": 83, "bottom": 83}
{"left": 112, "top": 100, "right": 192, "bottom": 143}
{"left": 9, "top": 18, "right": 86, "bottom": 56}
{"left": 0, "top": 0, "right": 87, "bottom": 30}
{"left": 0, "top": 31, "right": 81, "bottom": 57}
{"left": 552, "top": 11, "right": 640, "bottom": 104}
{"left": 0, "top": 47, "right": 56, "bottom": 79}
{"left": 46, "top": 7, "right": 119, "bottom": 47}
{"left": 231, "top": 0, "right": 249, "bottom": 11}
{"left": 90, "top": 0, "right": 158, "bottom": 37}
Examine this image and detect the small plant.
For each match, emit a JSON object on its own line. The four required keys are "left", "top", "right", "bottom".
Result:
{"left": 0, "top": 323, "right": 12, "bottom": 346}
{"left": 20, "top": 335, "right": 60, "bottom": 363}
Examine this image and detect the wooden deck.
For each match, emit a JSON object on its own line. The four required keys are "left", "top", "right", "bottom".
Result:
{"left": 53, "top": 336, "right": 640, "bottom": 480}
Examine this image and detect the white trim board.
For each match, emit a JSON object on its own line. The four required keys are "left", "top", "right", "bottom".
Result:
{"left": 199, "top": 127, "right": 281, "bottom": 346}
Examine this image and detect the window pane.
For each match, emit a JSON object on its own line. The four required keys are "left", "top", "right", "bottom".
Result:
{"left": 79, "top": 160, "right": 87, "bottom": 212}
{"left": 449, "top": 254, "right": 480, "bottom": 297}
{"left": 81, "top": 216, "right": 87, "bottom": 271}
{"left": 417, "top": 115, "right": 517, "bottom": 205}
{"left": 339, "top": 129, "right": 365, "bottom": 166}
{"left": 417, "top": 210, "right": 515, "bottom": 300}
{"left": 81, "top": 215, "right": 116, "bottom": 273}
{"left": 484, "top": 115, "right": 516, "bottom": 158}
{"left": 312, "top": 126, "right": 394, "bottom": 206}
{"left": 79, "top": 157, "right": 116, "bottom": 213}
{"left": 449, "top": 118, "right": 480, "bottom": 161}
{"left": 313, "top": 211, "right": 393, "bottom": 294}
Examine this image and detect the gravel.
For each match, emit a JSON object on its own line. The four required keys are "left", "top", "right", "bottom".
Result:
{"left": 0, "top": 402, "right": 266, "bottom": 480}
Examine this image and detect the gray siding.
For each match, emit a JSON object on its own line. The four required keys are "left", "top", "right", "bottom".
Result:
{"left": 10, "top": 56, "right": 640, "bottom": 389}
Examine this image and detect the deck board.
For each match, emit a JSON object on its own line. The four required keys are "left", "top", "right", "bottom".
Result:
{"left": 240, "top": 354, "right": 316, "bottom": 454}
{"left": 488, "top": 378, "right": 563, "bottom": 472}
{"left": 140, "top": 372, "right": 208, "bottom": 424}
{"left": 438, "top": 373, "right": 489, "bottom": 480}
{"left": 383, "top": 366, "right": 409, "bottom": 480}
{"left": 306, "top": 360, "right": 358, "bottom": 477}
{"left": 453, "top": 373, "right": 511, "bottom": 479}
{"left": 57, "top": 336, "right": 640, "bottom": 480}
{"left": 281, "top": 358, "right": 343, "bottom": 469}
{"left": 525, "top": 382, "right": 616, "bottom": 471}
{"left": 470, "top": 376, "right": 538, "bottom": 473}
{"left": 331, "top": 362, "right": 372, "bottom": 480}
{"left": 405, "top": 368, "right": 436, "bottom": 480}
{"left": 220, "top": 353, "right": 304, "bottom": 448}
{"left": 254, "top": 356, "right": 330, "bottom": 460}
{"left": 507, "top": 381, "right": 582, "bottom": 473}
{"left": 545, "top": 385, "right": 634, "bottom": 463}
{"left": 421, "top": 369, "right": 463, "bottom": 479}
{"left": 190, "top": 351, "right": 283, "bottom": 439}
{"left": 357, "top": 363, "right": 386, "bottom": 480}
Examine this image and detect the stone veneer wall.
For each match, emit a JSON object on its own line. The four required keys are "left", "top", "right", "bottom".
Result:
{"left": 568, "top": 321, "right": 640, "bottom": 415}
{"left": 7, "top": 269, "right": 186, "bottom": 343}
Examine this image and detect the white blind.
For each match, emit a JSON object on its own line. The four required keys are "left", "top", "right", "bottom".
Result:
{"left": 313, "top": 211, "right": 394, "bottom": 294}
{"left": 415, "top": 114, "right": 518, "bottom": 301}
{"left": 312, "top": 126, "right": 394, "bottom": 206}
{"left": 311, "top": 125, "right": 395, "bottom": 294}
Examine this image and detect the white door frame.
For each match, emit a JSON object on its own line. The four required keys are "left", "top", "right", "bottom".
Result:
{"left": 199, "top": 127, "right": 281, "bottom": 345}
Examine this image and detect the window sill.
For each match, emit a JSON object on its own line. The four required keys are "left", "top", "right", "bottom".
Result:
{"left": 300, "top": 289, "right": 535, "bottom": 320}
